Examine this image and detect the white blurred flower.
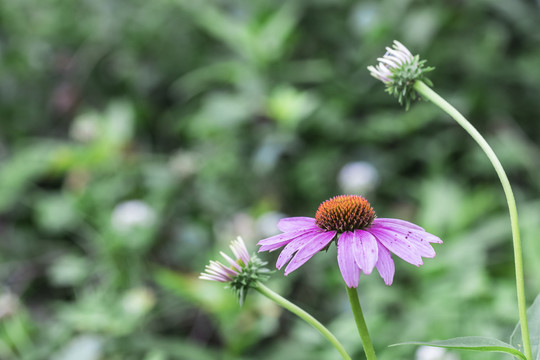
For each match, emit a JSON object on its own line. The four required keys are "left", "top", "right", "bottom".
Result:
{"left": 122, "top": 287, "right": 156, "bottom": 316}
{"left": 337, "top": 161, "right": 379, "bottom": 194}
{"left": 416, "top": 346, "right": 459, "bottom": 360}
{"left": 70, "top": 114, "right": 99, "bottom": 143}
{"left": 48, "top": 255, "right": 89, "bottom": 286}
{"left": 111, "top": 200, "right": 156, "bottom": 232}
{"left": 54, "top": 334, "right": 104, "bottom": 360}
{"left": 169, "top": 151, "right": 198, "bottom": 179}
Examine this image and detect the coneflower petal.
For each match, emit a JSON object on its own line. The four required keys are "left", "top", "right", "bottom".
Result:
{"left": 337, "top": 231, "right": 361, "bottom": 288}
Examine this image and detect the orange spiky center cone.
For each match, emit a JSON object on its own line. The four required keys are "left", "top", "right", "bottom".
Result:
{"left": 315, "top": 195, "right": 376, "bottom": 233}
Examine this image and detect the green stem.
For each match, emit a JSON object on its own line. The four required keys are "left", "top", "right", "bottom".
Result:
{"left": 346, "top": 287, "right": 377, "bottom": 360}
{"left": 254, "top": 282, "right": 352, "bottom": 360}
{"left": 414, "top": 80, "right": 532, "bottom": 360}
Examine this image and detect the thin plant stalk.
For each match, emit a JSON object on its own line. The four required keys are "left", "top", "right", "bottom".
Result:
{"left": 254, "top": 282, "right": 352, "bottom": 360}
{"left": 414, "top": 80, "right": 532, "bottom": 360}
{"left": 346, "top": 286, "right": 377, "bottom": 360}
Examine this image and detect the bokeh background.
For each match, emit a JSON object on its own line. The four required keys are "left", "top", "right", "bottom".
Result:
{"left": 1, "top": 0, "right": 540, "bottom": 359}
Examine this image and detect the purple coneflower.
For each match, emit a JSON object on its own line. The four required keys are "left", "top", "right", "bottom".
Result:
{"left": 257, "top": 195, "right": 442, "bottom": 288}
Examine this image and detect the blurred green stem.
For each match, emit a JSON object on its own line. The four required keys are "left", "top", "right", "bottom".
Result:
{"left": 346, "top": 286, "right": 377, "bottom": 360}
{"left": 414, "top": 80, "right": 532, "bottom": 360}
{"left": 254, "top": 282, "right": 352, "bottom": 360}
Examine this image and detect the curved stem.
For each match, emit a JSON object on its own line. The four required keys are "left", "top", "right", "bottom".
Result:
{"left": 346, "top": 286, "right": 377, "bottom": 360}
{"left": 414, "top": 80, "right": 532, "bottom": 360}
{"left": 254, "top": 282, "right": 352, "bottom": 360}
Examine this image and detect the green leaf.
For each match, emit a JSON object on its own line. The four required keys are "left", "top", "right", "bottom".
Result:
{"left": 511, "top": 293, "right": 540, "bottom": 359}
{"left": 391, "top": 336, "right": 526, "bottom": 360}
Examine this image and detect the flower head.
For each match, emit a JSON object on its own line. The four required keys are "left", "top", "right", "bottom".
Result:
{"left": 200, "top": 237, "right": 270, "bottom": 304}
{"left": 368, "top": 40, "right": 434, "bottom": 109}
{"left": 257, "top": 195, "right": 442, "bottom": 288}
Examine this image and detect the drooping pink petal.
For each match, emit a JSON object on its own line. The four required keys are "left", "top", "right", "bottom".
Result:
{"left": 372, "top": 220, "right": 442, "bottom": 244}
{"left": 371, "top": 223, "right": 438, "bottom": 258}
{"left": 425, "top": 234, "right": 443, "bottom": 244}
{"left": 257, "top": 227, "right": 320, "bottom": 252}
{"left": 275, "top": 230, "right": 323, "bottom": 270}
{"left": 375, "top": 242, "right": 395, "bottom": 286}
{"left": 284, "top": 231, "right": 336, "bottom": 275}
{"left": 352, "top": 230, "right": 378, "bottom": 275}
{"left": 277, "top": 217, "right": 317, "bottom": 232}
{"left": 404, "top": 235, "right": 435, "bottom": 258}
{"left": 395, "top": 228, "right": 436, "bottom": 258}
{"left": 369, "top": 228, "right": 423, "bottom": 266}
{"left": 372, "top": 218, "right": 424, "bottom": 231}
{"left": 337, "top": 232, "right": 361, "bottom": 288}
{"left": 258, "top": 242, "right": 290, "bottom": 253}
{"left": 416, "top": 230, "right": 443, "bottom": 244}
{"left": 371, "top": 219, "right": 443, "bottom": 244}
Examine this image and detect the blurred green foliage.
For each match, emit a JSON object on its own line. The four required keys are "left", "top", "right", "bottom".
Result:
{"left": 1, "top": 0, "right": 540, "bottom": 359}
